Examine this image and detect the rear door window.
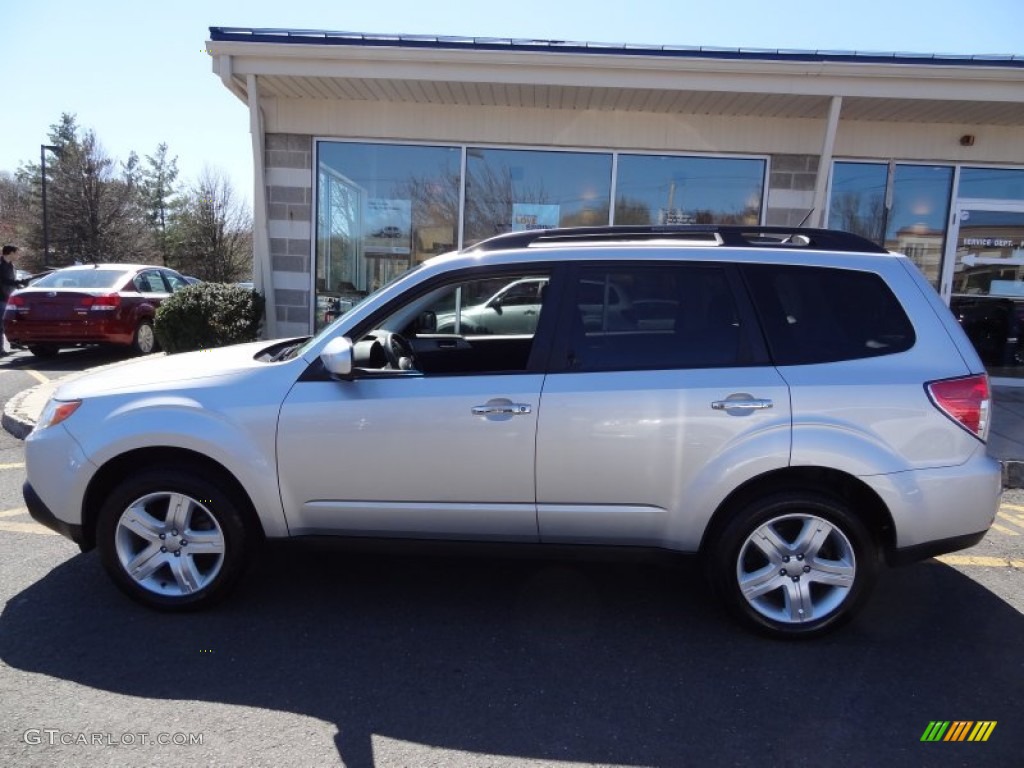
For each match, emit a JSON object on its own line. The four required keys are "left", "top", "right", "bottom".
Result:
{"left": 741, "top": 264, "right": 915, "bottom": 365}
{"left": 555, "top": 263, "right": 766, "bottom": 372}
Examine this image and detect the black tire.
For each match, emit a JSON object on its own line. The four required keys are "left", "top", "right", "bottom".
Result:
{"left": 27, "top": 344, "right": 60, "bottom": 358}
{"left": 131, "top": 319, "right": 157, "bottom": 355}
{"left": 95, "top": 467, "right": 252, "bottom": 611}
{"left": 707, "top": 492, "right": 878, "bottom": 639}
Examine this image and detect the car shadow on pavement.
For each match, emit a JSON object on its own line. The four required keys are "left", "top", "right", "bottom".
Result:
{"left": 0, "top": 346, "right": 136, "bottom": 375}
{"left": 1, "top": 544, "right": 1022, "bottom": 767}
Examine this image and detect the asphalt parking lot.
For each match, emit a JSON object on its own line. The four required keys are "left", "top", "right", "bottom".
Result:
{"left": 0, "top": 348, "right": 1022, "bottom": 767}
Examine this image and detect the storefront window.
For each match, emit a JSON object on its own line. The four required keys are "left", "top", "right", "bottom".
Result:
{"left": 829, "top": 162, "right": 953, "bottom": 287}
{"left": 828, "top": 162, "right": 887, "bottom": 243}
{"left": 958, "top": 167, "right": 1024, "bottom": 201}
{"left": 463, "top": 148, "right": 612, "bottom": 245}
{"left": 316, "top": 142, "right": 461, "bottom": 328}
{"left": 614, "top": 155, "right": 764, "bottom": 225}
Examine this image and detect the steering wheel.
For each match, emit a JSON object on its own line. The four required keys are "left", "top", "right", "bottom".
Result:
{"left": 379, "top": 331, "right": 417, "bottom": 371}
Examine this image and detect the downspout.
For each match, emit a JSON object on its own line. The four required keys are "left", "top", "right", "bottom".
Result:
{"left": 246, "top": 73, "right": 277, "bottom": 339}
{"left": 811, "top": 96, "right": 843, "bottom": 228}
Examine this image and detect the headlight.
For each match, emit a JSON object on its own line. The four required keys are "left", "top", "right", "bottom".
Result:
{"left": 36, "top": 399, "right": 82, "bottom": 431}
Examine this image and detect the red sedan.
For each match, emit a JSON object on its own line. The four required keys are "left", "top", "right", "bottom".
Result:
{"left": 3, "top": 264, "right": 191, "bottom": 357}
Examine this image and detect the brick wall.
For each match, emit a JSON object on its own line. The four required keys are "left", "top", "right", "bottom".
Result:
{"left": 265, "top": 134, "right": 314, "bottom": 335}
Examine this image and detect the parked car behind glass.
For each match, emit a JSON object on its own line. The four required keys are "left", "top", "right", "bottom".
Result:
{"left": 3, "top": 263, "right": 191, "bottom": 357}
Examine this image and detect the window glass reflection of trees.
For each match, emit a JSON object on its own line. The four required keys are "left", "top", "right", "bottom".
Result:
{"left": 463, "top": 148, "right": 612, "bottom": 245}
{"left": 829, "top": 163, "right": 887, "bottom": 243}
{"left": 315, "top": 143, "right": 462, "bottom": 329}
{"left": 829, "top": 162, "right": 952, "bottom": 287}
{"left": 614, "top": 155, "right": 764, "bottom": 226}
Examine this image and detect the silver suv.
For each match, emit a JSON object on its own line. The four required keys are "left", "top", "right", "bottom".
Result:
{"left": 24, "top": 226, "right": 1001, "bottom": 638}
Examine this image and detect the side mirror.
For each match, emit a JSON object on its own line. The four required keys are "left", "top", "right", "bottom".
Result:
{"left": 486, "top": 296, "right": 503, "bottom": 314}
{"left": 321, "top": 336, "right": 354, "bottom": 378}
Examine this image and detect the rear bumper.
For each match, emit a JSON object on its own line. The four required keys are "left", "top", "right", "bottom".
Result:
{"left": 4, "top": 315, "right": 132, "bottom": 346}
{"left": 888, "top": 529, "right": 988, "bottom": 566}
{"left": 868, "top": 452, "right": 1001, "bottom": 563}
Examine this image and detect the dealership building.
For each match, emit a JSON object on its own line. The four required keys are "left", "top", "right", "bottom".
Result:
{"left": 207, "top": 27, "right": 1024, "bottom": 365}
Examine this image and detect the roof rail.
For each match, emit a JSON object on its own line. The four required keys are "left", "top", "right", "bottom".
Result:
{"left": 466, "top": 225, "right": 889, "bottom": 254}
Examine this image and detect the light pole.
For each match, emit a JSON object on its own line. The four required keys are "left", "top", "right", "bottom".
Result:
{"left": 40, "top": 144, "right": 61, "bottom": 264}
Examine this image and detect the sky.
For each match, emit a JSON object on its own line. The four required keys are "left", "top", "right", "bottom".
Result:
{"left": 1, "top": 0, "right": 1022, "bottom": 209}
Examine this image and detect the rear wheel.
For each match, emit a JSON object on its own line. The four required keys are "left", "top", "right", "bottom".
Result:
{"left": 95, "top": 467, "right": 252, "bottom": 610}
{"left": 132, "top": 320, "right": 156, "bottom": 355}
{"left": 27, "top": 344, "right": 60, "bottom": 358}
{"left": 707, "top": 492, "right": 878, "bottom": 639}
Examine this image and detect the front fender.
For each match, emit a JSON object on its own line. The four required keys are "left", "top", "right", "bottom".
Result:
{"left": 67, "top": 394, "right": 289, "bottom": 538}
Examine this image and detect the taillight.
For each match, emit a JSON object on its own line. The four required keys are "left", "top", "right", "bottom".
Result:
{"left": 6, "top": 295, "right": 24, "bottom": 308}
{"left": 81, "top": 293, "right": 121, "bottom": 311}
{"left": 926, "top": 374, "right": 990, "bottom": 441}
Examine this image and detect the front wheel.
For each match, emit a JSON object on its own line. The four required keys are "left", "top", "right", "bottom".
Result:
{"left": 707, "top": 492, "right": 878, "bottom": 639}
{"left": 95, "top": 467, "right": 252, "bottom": 611}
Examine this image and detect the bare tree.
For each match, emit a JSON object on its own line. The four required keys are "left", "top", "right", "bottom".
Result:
{"left": 173, "top": 168, "right": 252, "bottom": 282}
{"left": 829, "top": 191, "right": 885, "bottom": 244}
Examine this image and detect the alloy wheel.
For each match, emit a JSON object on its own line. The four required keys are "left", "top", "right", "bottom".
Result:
{"left": 113, "top": 492, "right": 226, "bottom": 597}
{"left": 735, "top": 512, "right": 856, "bottom": 625}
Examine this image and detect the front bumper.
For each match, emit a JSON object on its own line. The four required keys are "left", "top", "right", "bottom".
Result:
{"left": 24, "top": 480, "right": 90, "bottom": 551}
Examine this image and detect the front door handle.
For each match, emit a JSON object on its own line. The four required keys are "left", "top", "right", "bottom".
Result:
{"left": 711, "top": 398, "right": 773, "bottom": 411}
{"left": 472, "top": 403, "right": 532, "bottom": 416}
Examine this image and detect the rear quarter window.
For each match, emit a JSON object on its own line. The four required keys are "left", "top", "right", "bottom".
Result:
{"left": 741, "top": 264, "right": 915, "bottom": 365}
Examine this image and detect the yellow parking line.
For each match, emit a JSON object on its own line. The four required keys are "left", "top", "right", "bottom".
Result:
{"left": 997, "top": 511, "right": 1024, "bottom": 530}
{"left": 0, "top": 507, "right": 28, "bottom": 519}
{"left": 0, "top": 521, "right": 56, "bottom": 536}
{"left": 24, "top": 369, "right": 48, "bottom": 385}
{"left": 0, "top": 462, "right": 25, "bottom": 470}
{"left": 991, "top": 522, "right": 1019, "bottom": 536}
{"left": 936, "top": 554, "right": 1024, "bottom": 568}
{"left": 1002, "top": 503, "right": 1024, "bottom": 513}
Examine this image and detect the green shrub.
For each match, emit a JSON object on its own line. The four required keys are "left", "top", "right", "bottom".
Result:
{"left": 155, "top": 283, "right": 265, "bottom": 354}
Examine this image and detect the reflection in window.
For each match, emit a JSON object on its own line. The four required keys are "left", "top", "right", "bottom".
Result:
{"left": 427, "top": 275, "right": 548, "bottom": 336}
{"left": 959, "top": 168, "right": 1024, "bottom": 201}
{"left": 567, "top": 265, "right": 745, "bottom": 371}
{"left": 886, "top": 165, "right": 953, "bottom": 287}
{"left": 828, "top": 163, "right": 887, "bottom": 243}
{"left": 829, "top": 162, "right": 953, "bottom": 287}
{"left": 463, "top": 148, "right": 611, "bottom": 245}
{"left": 614, "top": 155, "right": 764, "bottom": 226}
{"left": 315, "top": 142, "right": 461, "bottom": 329}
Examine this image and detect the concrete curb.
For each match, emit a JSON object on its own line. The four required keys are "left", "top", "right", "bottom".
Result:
{"left": 2, "top": 385, "right": 41, "bottom": 440}
{"left": 4, "top": 364, "right": 1023, "bottom": 488}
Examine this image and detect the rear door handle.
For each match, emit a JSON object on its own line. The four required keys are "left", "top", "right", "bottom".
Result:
{"left": 472, "top": 403, "right": 532, "bottom": 416}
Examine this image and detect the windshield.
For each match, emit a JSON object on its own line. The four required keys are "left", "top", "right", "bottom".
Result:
{"left": 32, "top": 268, "right": 131, "bottom": 290}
